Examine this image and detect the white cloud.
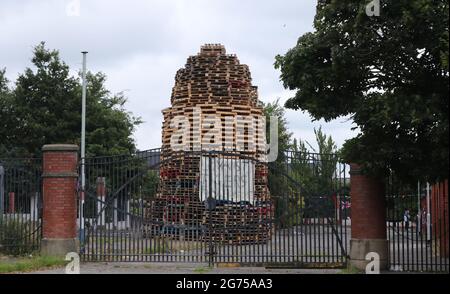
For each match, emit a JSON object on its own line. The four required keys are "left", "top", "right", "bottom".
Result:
{"left": 0, "top": 0, "right": 358, "bottom": 151}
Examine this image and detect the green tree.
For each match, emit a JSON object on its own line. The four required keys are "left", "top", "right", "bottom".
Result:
{"left": 1, "top": 42, "right": 141, "bottom": 158}
{"left": 263, "top": 98, "right": 292, "bottom": 157}
{"left": 263, "top": 99, "right": 292, "bottom": 196}
{"left": 291, "top": 127, "right": 339, "bottom": 195}
{"left": 0, "top": 69, "right": 11, "bottom": 155}
{"left": 263, "top": 100, "right": 297, "bottom": 228}
{"left": 291, "top": 128, "right": 340, "bottom": 219}
{"left": 273, "top": 126, "right": 340, "bottom": 226}
{"left": 275, "top": 0, "right": 449, "bottom": 183}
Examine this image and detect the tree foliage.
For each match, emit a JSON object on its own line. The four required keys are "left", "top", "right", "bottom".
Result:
{"left": 263, "top": 100, "right": 341, "bottom": 226}
{"left": 0, "top": 43, "right": 142, "bottom": 158}
{"left": 291, "top": 127, "right": 339, "bottom": 195}
{"left": 263, "top": 98, "right": 293, "bottom": 156}
{"left": 263, "top": 99, "right": 293, "bottom": 196}
{"left": 0, "top": 69, "right": 16, "bottom": 156}
{"left": 275, "top": 0, "right": 449, "bottom": 183}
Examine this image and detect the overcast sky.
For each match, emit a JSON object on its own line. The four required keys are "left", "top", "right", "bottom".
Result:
{"left": 0, "top": 0, "right": 357, "bottom": 151}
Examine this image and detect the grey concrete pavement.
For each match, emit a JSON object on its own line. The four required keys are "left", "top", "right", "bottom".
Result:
{"left": 29, "top": 262, "right": 341, "bottom": 274}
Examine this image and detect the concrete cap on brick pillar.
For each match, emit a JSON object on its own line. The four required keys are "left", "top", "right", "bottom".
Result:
{"left": 42, "top": 144, "right": 79, "bottom": 152}
{"left": 349, "top": 163, "right": 363, "bottom": 175}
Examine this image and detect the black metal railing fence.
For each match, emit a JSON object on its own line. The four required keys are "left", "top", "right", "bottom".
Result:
{"left": 79, "top": 149, "right": 350, "bottom": 267}
{"left": 0, "top": 158, "right": 42, "bottom": 256}
{"left": 386, "top": 177, "right": 449, "bottom": 272}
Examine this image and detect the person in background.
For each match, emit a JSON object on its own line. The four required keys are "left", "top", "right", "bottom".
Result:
{"left": 403, "top": 208, "right": 411, "bottom": 231}
{"left": 421, "top": 208, "right": 427, "bottom": 236}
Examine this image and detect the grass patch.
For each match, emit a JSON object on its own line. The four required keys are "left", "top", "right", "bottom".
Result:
{"left": 0, "top": 220, "right": 41, "bottom": 256}
{"left": 0, "top": 255, "right": 67, "bottom": 274}
{"left": 142, "top": 240, "right": 203, "bottom": 254}
{"left": 143, "top": 243, "right": 170, "bottom": 254}
{"left": 193, "top": 266, "right": 212, "bottom": 274}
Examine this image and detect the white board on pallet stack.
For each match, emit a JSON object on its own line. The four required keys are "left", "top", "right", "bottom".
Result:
{"left": 199, "top": 156, "right": 255, "bottom": 203}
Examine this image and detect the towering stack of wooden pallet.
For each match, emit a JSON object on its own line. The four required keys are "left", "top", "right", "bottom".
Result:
{"left": 149, "top": 44, "right": 272, "bottom": 244}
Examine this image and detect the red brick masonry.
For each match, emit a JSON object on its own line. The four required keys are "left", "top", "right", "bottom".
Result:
{"left": 42, "top": 145, "right": 78, "bottom": 240}
{"left": 350, "top": 163, "right": 386, "bottom": 239}
{"left": 8, "top": 192, "right": 15, "bottom": 213}
{"left": 432, "top": 180, "right": 449, "bottom": 257}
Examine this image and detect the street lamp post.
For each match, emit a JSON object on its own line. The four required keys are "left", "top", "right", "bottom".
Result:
{"left": 426, "top": 182, "right": 431, "bottom": 242}
{"left": 80, "top": 51, "right": 88, "bottom": 243}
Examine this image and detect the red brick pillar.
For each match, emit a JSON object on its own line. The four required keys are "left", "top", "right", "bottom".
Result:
{"left": 349, "top": 164, "right": 388, "bottom": 270}
{"left": 431, "top": 180, "right": 449, "bottom": 258}
{"left": 8, "top": 192, "right": 15, "bottom": 214}
{"left": 41, "top": 144, "right": 79, "bottom": 256}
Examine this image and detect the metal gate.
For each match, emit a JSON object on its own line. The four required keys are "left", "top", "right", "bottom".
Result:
{"left": 0, "top": 158, "right": 42, "bottom": 255}
{"left": 79, "top": 149, "right": 349, "bottom": 267}
{"left": 386, "top": 178, "right": 449, "bottom": 272}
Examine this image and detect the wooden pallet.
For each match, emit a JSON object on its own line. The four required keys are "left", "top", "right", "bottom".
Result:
{"left": 149, "top": 44, "right": 272, "bottom": 244}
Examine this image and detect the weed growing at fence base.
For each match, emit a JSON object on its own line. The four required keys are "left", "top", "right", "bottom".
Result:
{"left": 0, "top": 255, "right": 66, "bottom": 273}
{"left": 0, "top": 219, "right": 41, "bottom": 256}
{"left": 193, "top": 266, "right": 213, "bottom": 274}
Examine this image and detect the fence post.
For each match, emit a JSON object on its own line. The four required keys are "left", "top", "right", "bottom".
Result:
{"left": 96, "top": 177, "right": 106, "bottom": 225}
{"left": 41, "top": 144, "right": 79, "bottom": 256}
{"left": 8, "top": 192, "right": 15, "bottom": 214}
{"left": 30, "top": 192, "right": 39, "bottom": 221}
{"left": 349, "top": 163, "right": 388, "bottom": 271}
{"left": 113, "top": 198, "right": 118, "bottom": 228}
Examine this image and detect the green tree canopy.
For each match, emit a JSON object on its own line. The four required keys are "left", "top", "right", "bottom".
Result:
{"left": 263, "top": 99, "right": 292, "bottom": 196}
{"left": 263, "top": 99, "right": 293, "bottom": 159}
{"left": 291, "top": 127, "right": 340, "bottom": 195}
{"left": 275, "top": 0, "right": 449, "bottom": 183}
{"left": 0, "top": 69, "right": 14, "bottom": 156}
{"left": 0, "top": 42, "right": 142, "bottom": 158}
